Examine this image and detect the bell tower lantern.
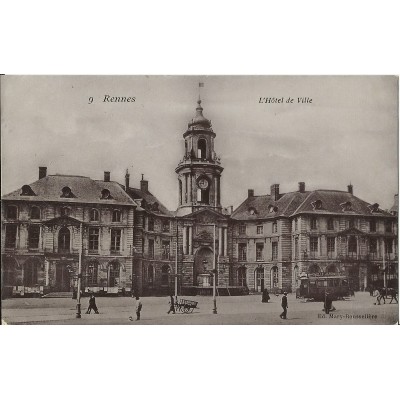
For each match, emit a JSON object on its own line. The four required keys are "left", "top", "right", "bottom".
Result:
{"left": 175, "top": 98, "right": 224, "bottom": 216}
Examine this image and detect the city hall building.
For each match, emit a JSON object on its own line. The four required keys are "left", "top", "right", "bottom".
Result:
{"left": 1, "top": 99, "right": 398, "bottom": 297}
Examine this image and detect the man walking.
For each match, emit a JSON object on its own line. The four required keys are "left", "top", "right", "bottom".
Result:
{"left": 280, "top": 291, "right": 288, "bottom": 319}
{"left": 129, "top": 295, "right": 143, "bottom": 321}
{"left": 167, "top": 295, "right": 176, "bottom": 314}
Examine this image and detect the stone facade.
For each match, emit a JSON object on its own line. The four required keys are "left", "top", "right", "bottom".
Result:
{"left": 2, "top": 99, "right": 398, "bottom": 297}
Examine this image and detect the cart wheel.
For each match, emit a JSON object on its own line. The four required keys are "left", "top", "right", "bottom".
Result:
{"left": 183, "top": 307, "right": 190, "bottom": 313}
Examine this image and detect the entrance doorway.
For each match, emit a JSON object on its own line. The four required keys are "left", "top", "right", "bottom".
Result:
{"left": 255, "top": 267, "right": 264, "bottom": 292}
{"left": 56, "top": 263, "right": 71, "bottom": 291}
{"left": 194, "top": 247, "right": 215, "bottom": 287}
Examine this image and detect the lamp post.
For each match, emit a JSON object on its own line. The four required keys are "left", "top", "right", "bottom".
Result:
{"left": 76, "top": 222, "right": 83, "bottom": 318}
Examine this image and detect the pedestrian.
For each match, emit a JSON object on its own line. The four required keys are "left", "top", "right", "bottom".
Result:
{"left": 85, "top": 294, "right": 99, "bottom": 314}
{"left": 280, "top": 292, "right": 288, "bottom": 319}
{"left": 129, "top": 295, "right": 142, "bottom": 321}
{"left": 389, "top": 289, "right": 398, "bottom": 304}
{"left": 324, "top": 291, "right": 335, "bottom": 314}
{"left": 369, "top": 285, "right": 374, "bottom": 296}
{"left": 262, "top": 288, "right": 270, "bottom": 303}
{"left": 167, "top": 295, "right": 176, "bottom": 314}
{"left": 374, "top": 288, "right": 386, "bottom": 305}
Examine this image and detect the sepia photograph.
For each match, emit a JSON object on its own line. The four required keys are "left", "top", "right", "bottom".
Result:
{"left": 1, "top": 75, "right": 398, "bottom": 325}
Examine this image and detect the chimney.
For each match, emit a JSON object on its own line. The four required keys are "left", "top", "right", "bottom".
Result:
{"left": 298, "top": 182, "right": 305, "bottom": 193}
{"left": 230, "top": 205, "right": 234, "bottom": 214}
{"left": 270, "top": 184, "right": 280, "bottom": 201}
{"left": 140, "top": 174, "right": 149, "bottom": 193}
{"left": 39, "top": 166, "right": 47, "bottom": 179}
{"left": 248, "top": 189, "right": 254, "bottom": 198}
{"left": 125, "top": 169, "right": 130, "bottom": 192}
{"left": 104, "top": 171, "right": 110, "bottom": 182}
{"left": 347, "top": 184, "right": 353, "bottom": 195}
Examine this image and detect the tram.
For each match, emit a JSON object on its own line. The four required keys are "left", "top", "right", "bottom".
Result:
{"left": 296, "top": 272, "right": 351, "bottom": 301}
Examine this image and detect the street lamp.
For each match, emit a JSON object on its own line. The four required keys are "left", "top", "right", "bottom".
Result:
{"left": 76, "top": 222, "right": 83, "bottom": 318}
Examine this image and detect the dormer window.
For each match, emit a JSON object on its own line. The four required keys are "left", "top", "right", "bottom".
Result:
{"left": 368, "top": 203, "right": 380, "bottom": 213}
{"left": 311, "top": 200, "right": 323, "bottom": 210}
{"left": 101, "top": 189, "right": 112, "bottom": 200}
{"left": 249, "top": 207, "right": 257, "bottom": 215}
{"left": 340, "top": 201, "right": 353, "bottom": 212}
{"left": 61, "top": 186, "right": 74, "bottom": 198}
{"left": 268, "top": 205, "right": 278, "bottom": 213}
{"left": 112, "top": 209, "right": 121, "bottom": 222}
{"left": 21, "top": 185, "right": 36, "bottom": 196}
{"left": 152, "top": 202, "right": 159, "bottom": 212}
{"left": 30, "top": 206, "right": 41, "bottom": 220}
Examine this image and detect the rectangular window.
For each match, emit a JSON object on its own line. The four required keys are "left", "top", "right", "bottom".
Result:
{"left": 239, "top": 224, "right": 246, "bottom": 234}
{"left": 385, "top": 221, "right": 392, "bottom": 233}
{"left": 162, "top": 220, "right": 170, "bottom": 232}
{"left": 87, "top": 264, "right": 98, "bottom": 285}
{"left": 5, "top": 224, "right": 17, "bottom": 248}
{"left": 162, "top": 241, "right": 170, "bottom": 260}
{"left": 349, "top": 219, "right": 355, "bottom": 228}
{"left": 7, "top": 206, "right": 17, "bottom": 219}
{"left": 256, "top": 225, "right": 263, "bottom": 235}
{"left": 149, "top": 239, "right": 155, "bottom": 258}
{"left": 310, "top": 218, "right": 317, "bottom": 230}
{"left": 238, "top": 243, "right": 247, "bottom": 261}
{"left": 294, "top": 218, "right": 298, "bottom": 231}
{"left": 272, "top": 242, "right": 278, "bottom": 260}
{"left": 385, "top": 239, "right": 393, "bottom": 254}
{"left": 111, "top": 229, "right": 121, "bottom": 252}
{"left": 327, "top": 218, "right": 334, "bottom": 230}
{"left": 327, "top": 237, "right": 335, "bottom": 253}
{"left": 148, "top": 218, "right": 154, "bottom": 231}
{"left": 310, "top": 237, "right": 318, "bottom": 253}
{"left": 369, "top": 238, "right": 377, "bottom": 254}
{"left": 272, "top": 222, "right": 277, "bottom": 233}
{"left": 89, "top": 228, "right": 99, "bottom": 252}
{"left": 369, "top": 219, "right": 376, "bottom": 232}
{"left": 28, "top": 225, "right": 40, "bottom": 248}
{"left": 256, "top": 243, "right": 264, "bottom": 261}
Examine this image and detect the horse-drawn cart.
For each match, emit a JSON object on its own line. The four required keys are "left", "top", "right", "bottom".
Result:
{"left": 175, "top": 299, "right": 198, "bottom": 313}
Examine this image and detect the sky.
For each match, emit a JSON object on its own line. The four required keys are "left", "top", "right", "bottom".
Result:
{"left": 1, "top": 75, "right": 398, "bottom": 211}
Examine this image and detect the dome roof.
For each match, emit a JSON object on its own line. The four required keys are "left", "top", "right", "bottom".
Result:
{"left": 188, "top": 99, "right": 212, "bottom": 128}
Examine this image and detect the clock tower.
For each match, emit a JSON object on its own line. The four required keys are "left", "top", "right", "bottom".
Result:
{"left": 175, "top": 98, "right": 224, "bottom": 216}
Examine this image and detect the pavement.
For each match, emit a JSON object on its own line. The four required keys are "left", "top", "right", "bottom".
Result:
{"left": 1, "top": 292, "right": 398, "bottom": 325}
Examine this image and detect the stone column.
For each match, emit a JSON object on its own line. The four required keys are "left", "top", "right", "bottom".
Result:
{"left": 188, "top": 226, "right": 193, "bottom": 255}
{"left": 189, "top": 174, "right": 193, "bottom": 203}
{"left": 214, "top": 176, "right": 218, "bottom": 206}
{"left": 183, "top": 226, "right": 187, "bottom": 255}
{"left": 218, "top": 227, "right": 222, "bottom": 255}
{"left": 224, "top": 228, "right": 228, "bottom": 256}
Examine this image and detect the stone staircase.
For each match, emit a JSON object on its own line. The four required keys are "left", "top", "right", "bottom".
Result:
{"left": 42, "top": 292, "right": 73, "bottom": 299}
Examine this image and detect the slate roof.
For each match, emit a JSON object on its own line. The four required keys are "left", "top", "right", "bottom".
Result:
{"left": 125, "top": 187, "right": 173, "bottom": 217}
{"left": 2, "top": 175, "right": 136, "bottom": 206}
{"left": 231, "top": 189, "right": 394, "bottom": 220}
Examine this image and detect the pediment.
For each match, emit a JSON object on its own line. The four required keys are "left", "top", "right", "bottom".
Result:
{"left": 186, "top": 208, "right": 228, "bottom": 223}
{"left": 338, "top": 227, "right": 364, "bottom": 236}
{"left": 43, "top": 216, "right": 84, "bottom": 227}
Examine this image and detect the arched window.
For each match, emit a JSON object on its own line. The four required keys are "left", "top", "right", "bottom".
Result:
{"left": 326, "top": 264, "right": 339, "bottom": 274}
{"left": 86, "top": 261, "right": 99, "bottom": 286}
{"left": 201, "top": 187, "right": 210, "bottom": 204}
{"left": 7, "top": 205, "right": 17, "bottom": 219}
{"left": 112, "top": 209, "right": 121, "bottom": 222}
{"left": 58, "top": 227, "right": 70, "bottom": 253}
{"left": 61, "top": 186, "right": 74, "bottom": 198}
{"left": 2, "top": 256, "right": 17, "bottom": 286}
{"left": 348, "top": 236, "right": 357, "bottom": 254}
{"left": 179, "top": 180, "right": 183, "bottom": 205}
{"left": 271, "top": 266, "right": 279, "bottom": 288}
{"left": 109, "top": 261, "right": 120, "bottom": 287}
{"left": 30, "top": 206, "right": 41, "bottom": 220}
{"left": 161, "top": 265, "right": 170, "bottom": 286}
{"left": 238, "top": 267, "right": 247, "bottom": 287}
{"left": 255, "top": 267, "right": 264, "bottom": 292}
{"left": 90, "top": 209, "right": 99, "bottom": 222}
{"left": 308, "top": 264, "right": 321, "bottom": 274}
{"left": 24, "top": 258, "right": 40, "bottom": 286}
{"left": 197, "top": 138, "right": 207, "bottom": 159}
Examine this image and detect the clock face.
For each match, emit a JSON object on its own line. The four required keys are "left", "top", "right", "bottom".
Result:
{"left": 198, "top": 178, "right": 209, "bottom": 189}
